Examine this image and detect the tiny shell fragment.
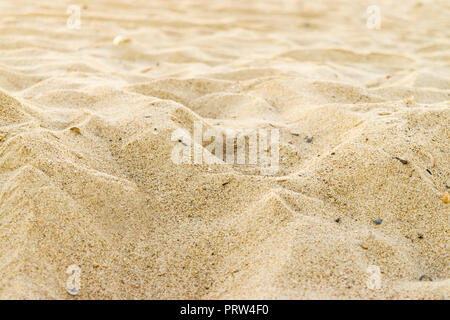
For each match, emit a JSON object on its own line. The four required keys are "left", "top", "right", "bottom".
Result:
{"left": 113, "top": 35, "right": 131, "bottom": 45}
{"left": 67, "top": 288, "right": 78, "bottom": 295}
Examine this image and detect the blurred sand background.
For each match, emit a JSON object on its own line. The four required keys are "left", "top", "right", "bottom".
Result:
{"left": 0, "top": 0, "right": 448, "bottom": 299}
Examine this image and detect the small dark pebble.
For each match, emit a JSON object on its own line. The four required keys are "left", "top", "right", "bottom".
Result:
{"left": 418, "top": 233, "right": 424, "bottom": 239}
{"left": 373, "top": 219, "right": 383, "bottom": 225}
{"left": 306, "top": 137, "right": 313, "bottom": 143}
{"left": 426, "top": 169, "right": 432, "bottom": 175}
{"left": 419, "top": 275, "right": 432, "bottom": 281}
{"left": 335, "top": 218, "right": 341, "bottom": 223}
{"left": 394, "top": 157, "right": 408, "bottom": 165}
{"left": 118, "top": 137, "right": 122, "bottom": 141}
{"left": 331, "top": 152, "right": 335, "bottom": 155}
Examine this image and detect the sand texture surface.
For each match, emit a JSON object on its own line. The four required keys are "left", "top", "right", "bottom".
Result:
{"left": 0, "top": 0, "right": 449, "bottom": 299}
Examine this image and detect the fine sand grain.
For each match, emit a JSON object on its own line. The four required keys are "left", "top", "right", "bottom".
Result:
{"left": 0, "top": 0, "right": 448, "bottom": 299}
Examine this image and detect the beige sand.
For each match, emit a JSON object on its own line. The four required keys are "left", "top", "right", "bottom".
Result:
{"left": 0, "top": 0, "right": 448, "bottom": 299}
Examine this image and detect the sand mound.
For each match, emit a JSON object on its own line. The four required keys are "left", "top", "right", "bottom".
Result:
{"left": 0, "top": 0, "right": 448, "bottom": 299}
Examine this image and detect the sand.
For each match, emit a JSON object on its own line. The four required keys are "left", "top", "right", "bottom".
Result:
{"left": 0, "top": 0, "right": 448, "bottom": 299}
